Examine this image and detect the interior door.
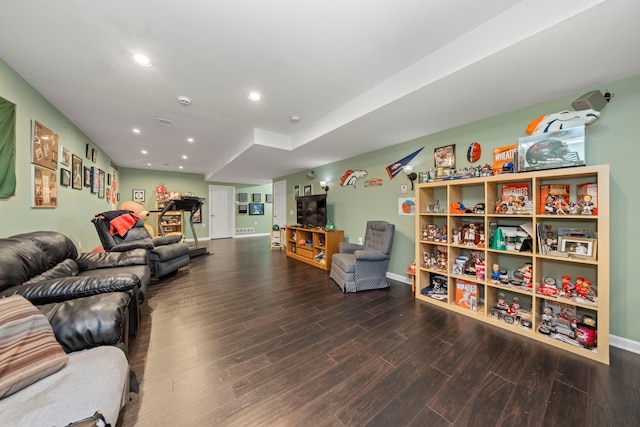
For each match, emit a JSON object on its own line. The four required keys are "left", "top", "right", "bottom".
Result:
{"left": 273, "top": 180, "right": 286, "bottom": 229}
{"left": 209, "top": 185, "right": 234, "bottom": 239}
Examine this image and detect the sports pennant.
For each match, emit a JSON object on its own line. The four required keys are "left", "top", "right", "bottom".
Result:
{"left": 385, "top": 147, "right": 424, "bottom": 180}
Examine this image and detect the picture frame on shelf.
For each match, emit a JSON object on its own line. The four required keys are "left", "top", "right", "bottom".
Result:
{"left": 60, "top": 168, "right": 71, "bottom": 186}
{"left": 434, "top": 144, "right": 455, "bottom": 169}
{"left": 132, "top": 189, "right": 145, "bottom": 202}
{"left": 72, "top": 154, "right": 82, "bottom": 190}
{"left": 558, "top": 236, "right": 597, "bottom": 259}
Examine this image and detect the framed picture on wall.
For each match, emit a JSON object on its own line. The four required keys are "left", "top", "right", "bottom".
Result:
{"left": 98, "top": 169, "right": 105, "bottom": 199}
{"left": 238, "top": 193, "right": 248, "bottom": 202}
{"left": 304, "top": 185, "right": 312, "bottom": 196}
{"left": 84, "top": 166, "right": 91, "bottom": 187}
{"left": 31, "top": 165, "right": 57, "bottom": 208}
{"left": 60, "top": 146, "right": 70, "bottom": 166}
{"left": 249, "top": 203, "right": 264, "bottom": 215}
{"left": 265, "top": 194, "right": 273, "bottom": 203}
{"left": 91, "top": 167, "right": 99, "bottom": 193}
{"left": 252, "top": 193, "right": 261, "bottom": 202}
{"left": 132, "top": 189, "right": 145, "bottom": 202}
{"left": 31, "top": 120, "right": 59, "bottom": 170}
{"left": 294, "top": 185, "right": 300, "bottom": 199}
{"left": 72, "top": 154, "right": 82, "bottom": 190}
{"left": 434, "top": 144, "right": 455, "bottom": 169}
{"left": 192, "top": 207, "right": 202, "bottom": 223}
{"left": 60, "top": 168, "right": 71, "bottom": 186}
{"left": 238, "top": 204, "right": 248, "bottom": 214}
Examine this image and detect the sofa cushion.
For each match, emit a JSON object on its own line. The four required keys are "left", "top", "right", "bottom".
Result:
{"left": 0, "top": 346, "right": 129, "bottom": 427}
{"left": 0, "top": 295, "right": 68, "bottom": 398}
{"left": 0, "top": 238, "right": 48, "bottom": 292}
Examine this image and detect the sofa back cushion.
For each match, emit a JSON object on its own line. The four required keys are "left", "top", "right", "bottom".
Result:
{"left": 0, "top": 232, "right": 79, "bottom": 292}
{"left": 0, "top": 295, "right": 69, "bottom": 398}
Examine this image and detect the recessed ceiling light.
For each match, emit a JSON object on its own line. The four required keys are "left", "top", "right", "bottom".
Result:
{"left": 248, "top": 91, "right": 262, "bottom": 102}
{"left": 141, "top": 150, "right": 148, "bottom": 154}
{"left": 179, "top": 166, "right": 184, "bottom": 170}
{"left": 147, "top": 163, "right": 151, "bottom": 166}
{"left": 181, "top": 155, "right": 187, "bottom": 160}
{"left": 130, "top": 53, "right": 152, "bottom": 67}
{"left": 187, "top": 137, "right": 194, "bottom": 143}
{"left": 132, "top": 128, "right": 141, "bottom": 134}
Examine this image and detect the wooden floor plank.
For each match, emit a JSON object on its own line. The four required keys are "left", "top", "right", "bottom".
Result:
{"left": 117, "top": 236, "right": 640, "bottom": 427}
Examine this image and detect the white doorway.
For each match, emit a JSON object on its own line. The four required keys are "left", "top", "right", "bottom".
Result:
{"left": 273, "top": 180, "right": 287, "bottom": 229}
{"left": 209, "top": 185, "right": 234, "bottom": 239}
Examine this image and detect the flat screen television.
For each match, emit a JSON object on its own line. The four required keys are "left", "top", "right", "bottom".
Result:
{"left": 296, "top": 194, "right": 327, "bottom": 228}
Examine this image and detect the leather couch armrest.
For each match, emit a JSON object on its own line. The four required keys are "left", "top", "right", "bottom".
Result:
{"left": 76, "top": 248, "right": 148, "bottom": 270}
{"left": 107, "top": 238, "right": 154, "bottom": 252}
{"left": 0, "top": 274, "right": 140, "bottom": 305}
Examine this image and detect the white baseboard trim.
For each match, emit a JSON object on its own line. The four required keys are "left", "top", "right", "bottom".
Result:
{"left": 234, "top": 233, "right": 270, "bottom": 238}
{"left": 387, "top": 273, "right": 640, "bottom": 355}
{"left": 610, "top": 335, "right": 640, "bottom": 354}
{"left": 387, "top": 272, "right": 412, "bottom": 285}
{"left": 184, "top": 237, "right": 210, "bottom": 243}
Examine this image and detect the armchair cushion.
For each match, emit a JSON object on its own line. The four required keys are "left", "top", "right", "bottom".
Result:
{"left": 0, "top": 295, "right": 68, "bottom": 399}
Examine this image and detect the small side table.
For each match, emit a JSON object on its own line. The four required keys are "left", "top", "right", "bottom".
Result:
{"left": 404, "top": 269, "right": 416, "bottom": 294}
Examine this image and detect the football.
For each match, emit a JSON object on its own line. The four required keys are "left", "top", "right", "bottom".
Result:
{"left": 467, "top": 141, "right": 481, "bottom": 163}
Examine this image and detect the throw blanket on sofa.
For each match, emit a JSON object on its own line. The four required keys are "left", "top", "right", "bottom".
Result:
{"left": 95, "top": 211, "right": 140, "bottom": 237}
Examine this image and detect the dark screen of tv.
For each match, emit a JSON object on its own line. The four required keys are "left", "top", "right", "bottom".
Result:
{"left": 297, "top": 194, "right": 326, "bottom": 228}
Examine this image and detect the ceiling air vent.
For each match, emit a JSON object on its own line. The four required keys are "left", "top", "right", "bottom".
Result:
{"left": 156, "top": 117, "right": 173, "bottom": 127}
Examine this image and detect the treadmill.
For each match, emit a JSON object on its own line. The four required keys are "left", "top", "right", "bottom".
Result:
{"left": 157, "top": 196, "right": 209, "bottom": 258}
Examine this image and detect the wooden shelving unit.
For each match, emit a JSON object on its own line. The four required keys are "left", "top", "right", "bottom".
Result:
{"left": 286, "top": 226, "right": 344, "bottom": 271}
{"left": 415, "top": 164, "right": 609, "bottom": 364}
{"left": 155, "top": 199, "right": 183, "bottom": 236}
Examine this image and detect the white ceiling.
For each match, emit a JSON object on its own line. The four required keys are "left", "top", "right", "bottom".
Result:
{"left": 1, "top": 0, "right": 638, "bottom": 185}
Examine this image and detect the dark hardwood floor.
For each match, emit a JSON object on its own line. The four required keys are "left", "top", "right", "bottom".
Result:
{"left": 118, "top": 236, "right": 640, "bottom": 426}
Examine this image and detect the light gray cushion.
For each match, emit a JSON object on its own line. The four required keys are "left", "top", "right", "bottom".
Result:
{"left": 0, "top": 346, "right": 129, "bottom": 427}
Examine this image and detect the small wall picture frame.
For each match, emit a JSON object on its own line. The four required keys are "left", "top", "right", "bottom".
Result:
{"left": 294, "top": 185, "right": 300, "bottom": 199}
{"left": 238, "top": 204, "right": 248, "bottom": 214}
{"left": 132, "top": 189, "right": 145, "bottom": 202}
{"left": 60, "top": 146, "right": 70, "bottom": 166}
{"left": 252, "top": 193, "right": 261, "bottom": 202}
{"left": 249, "top": 203, "right": 264, "bottom": 215}
{"left": 304, "top": 184, "right": 312, "bottom": 196}
{"left": 434, "top": 144, "right": 455, "bottom": 169}
{"left": 84, "top": 166, "right": 91, "bottom": 187}
{"left": 265, "top": 194, "right": 273, "bottom": 203}
{"left": 238, "top": 192, "right": 248, "bottom": 202}
{"left": 60, "top": 168, "right": 71, "bottom": 186}
{"left": 72, "top": 154, "right": 82, "bottom": 190}
{"left": 91, "top": 148, "right": 97, "bottom": 163}
{"left": 85, "top": 144, "right": 91, "bottom": 160}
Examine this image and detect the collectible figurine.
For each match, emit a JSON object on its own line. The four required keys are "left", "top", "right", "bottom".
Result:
{"left": 433, "top": 199, "right": 440, "bottom": 212}
{"left": 541, "top": 307, "right": 554, "bottom": 326}
{"left": 561, "top": 275, "right": 573, "bottom": 296}
{"left": 581, "top": 194, "right": 594, "bottom": 215}
{"left": 491, "top": 263, "right": 501, "bottom": 283}
{"left": 464, "top": 223, "right": 477, "bottom": 246}
{"left": 497, "top": 293, "right": 507, "bottom": 309}
{"left": 511, "top": 296, "right": 521, "bottom": 311}
{"left": 422, "top": 224, "right": 428, "bottom": 240}
{"left": 545, "top": 195, "right": 556, "bottom": 214}
{"left": 477, "top": 226, "right": 485, "bottom": 247}
{"left": 520, "top": 262, "right": 532, "bottom": 285}
{"left": 452, "top": 228, "right": 461, "bottom": 245}
{"left": 440, "top": 225, "right": 448, "bottom": 243}
{"left": 574, "top": 277, "right": 592, "bottom": 299}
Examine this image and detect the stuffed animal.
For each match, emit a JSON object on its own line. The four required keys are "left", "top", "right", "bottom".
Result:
{"left": 525, "top": 109, "right": 600, "bottom": 135}
{"left": 118, "top": 200, "right": 154, "bottom": 236}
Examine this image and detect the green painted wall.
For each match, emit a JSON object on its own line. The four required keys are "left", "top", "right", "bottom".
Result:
{"left": 234, "top": 184, "right": 274, "bottom": 233}
{"left": 276, "top": 74, "right": 640, "bottom": 343}
{"left": 0, "top": 58, "right": 122, "bottom": 250}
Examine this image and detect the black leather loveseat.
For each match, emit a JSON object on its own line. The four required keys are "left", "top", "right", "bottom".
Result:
{"left": 0, "top": 231, "right": 150, "bottom": 334}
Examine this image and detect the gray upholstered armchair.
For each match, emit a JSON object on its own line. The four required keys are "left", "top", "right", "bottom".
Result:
{"left": 330, "top": 221, "right": 395, "bottom": 292}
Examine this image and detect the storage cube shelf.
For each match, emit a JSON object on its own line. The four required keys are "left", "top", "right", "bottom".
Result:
{"left": 285, "top": 226, "right": 344, "bottom": 271}
{"left": 415, "top": 165, "right": 609, "bottom": 364}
